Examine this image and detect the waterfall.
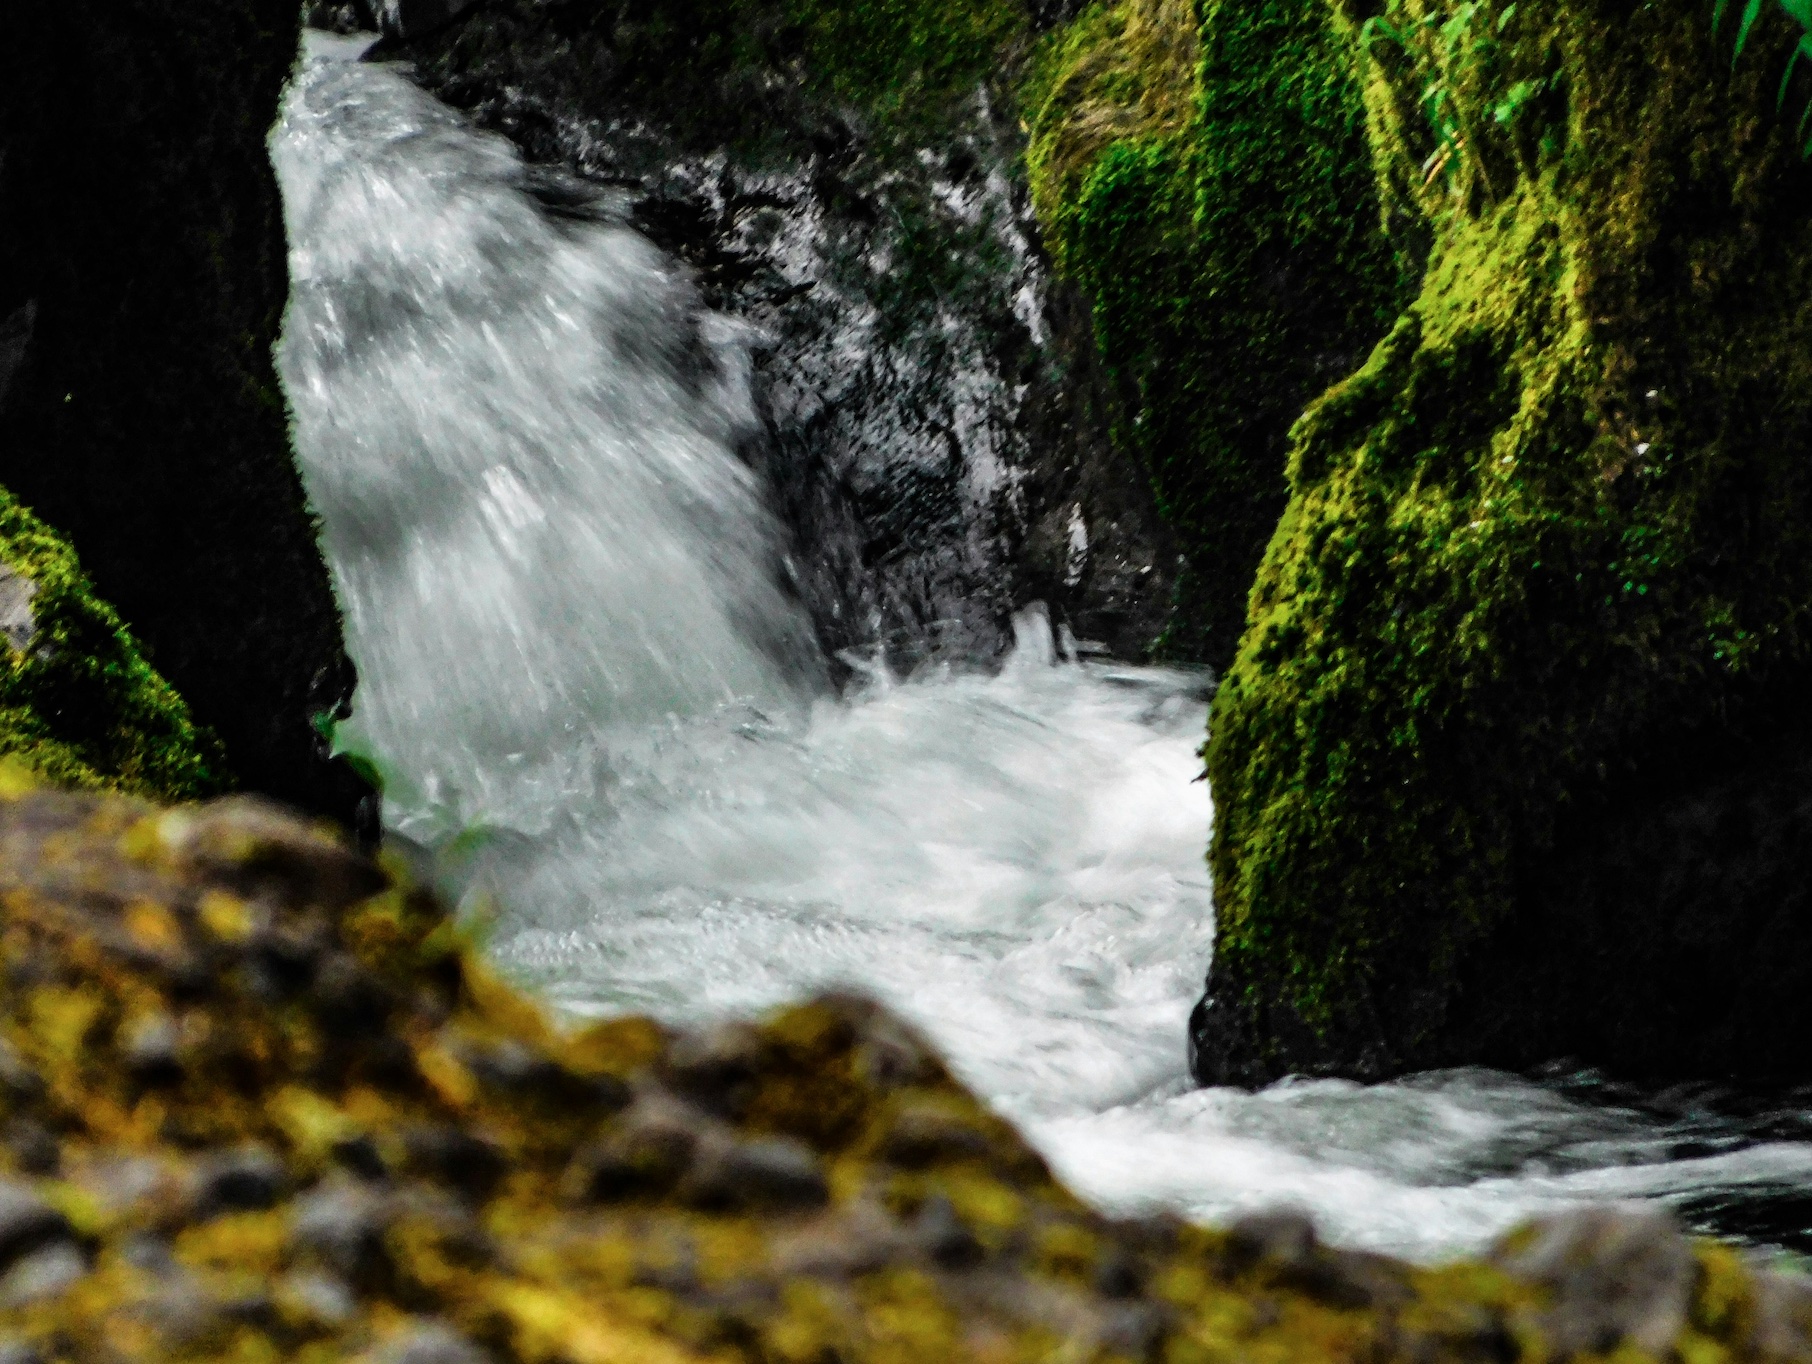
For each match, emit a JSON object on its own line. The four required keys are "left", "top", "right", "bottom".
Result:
{"left": 276, "top": 33, "right": 1812, "bottom": 1263}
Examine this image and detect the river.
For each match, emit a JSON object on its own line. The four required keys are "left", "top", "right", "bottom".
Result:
{"left": 274, "top": 32, "right": 1812, "bottom": 1264}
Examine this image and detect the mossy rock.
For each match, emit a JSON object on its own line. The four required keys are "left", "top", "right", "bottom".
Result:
{"left": 1024, "top": 0, "right": 1416, "bottom": 666}
{"left": 0, "top": 489, "right": 223, "bottom": 801}
{"left": 0, "top": 780, "right": 1808, "bottom": 1361}
{"left": 1195, "top": 0, "right": 1812, "bottom": 1083}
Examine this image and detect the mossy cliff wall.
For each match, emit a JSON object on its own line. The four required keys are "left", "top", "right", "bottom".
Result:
{"left": 1024, "top": 0, "right": 1416, "bottom": 667}
{"left": 1194, "top": 0, "right": 1812, "bottom": 1083}
{"left": 0, "top": 3, "right": 366, "bottom": 826}
{"left": 7, "top": 779, "right": 1812, "bottom": 1363}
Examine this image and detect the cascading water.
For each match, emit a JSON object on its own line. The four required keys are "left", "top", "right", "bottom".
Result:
{"left": 276, "top": 34, "right": 1812, "bottom": 1264}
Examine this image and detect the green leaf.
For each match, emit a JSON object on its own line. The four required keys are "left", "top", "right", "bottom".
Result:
{"left": 1779, "top": 45, "right": 1800, "bottom": 108}
{"left": 1735, "top": 0, "right": 1766, "bottom": 60}
{"left": 1714, "top": 0, "right": 1733, "bottom": 34}
{"left": 1496, "top": 3, "right": 1518, "bottom": 30}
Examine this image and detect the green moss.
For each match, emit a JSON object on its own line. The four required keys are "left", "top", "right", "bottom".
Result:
{"left": 0, "top": 486, "right": 224, "bottom": 800}
{"left": 1196, "top": 0, "right": 1812, "bottom": 1082}
{"left": 1025, "top": 0, "right": 1414, "bottom": 666}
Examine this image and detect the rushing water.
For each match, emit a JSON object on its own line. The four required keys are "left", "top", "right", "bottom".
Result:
{"left": 275, "top": 33, "right": 1812, "bottom": 1264}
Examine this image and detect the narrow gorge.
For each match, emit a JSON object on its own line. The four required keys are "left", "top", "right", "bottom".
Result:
{"left": 5, "top": 0, "right": 1812, "bottom": 1358}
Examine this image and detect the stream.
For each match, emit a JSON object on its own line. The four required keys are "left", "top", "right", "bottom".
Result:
{"left": 274, "top": 32, "right": 1812, "bottom": 1264}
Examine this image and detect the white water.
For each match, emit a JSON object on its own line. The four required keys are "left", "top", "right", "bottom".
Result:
{"left": 275, "top": 35, "right": 1812, "bottom": 1264}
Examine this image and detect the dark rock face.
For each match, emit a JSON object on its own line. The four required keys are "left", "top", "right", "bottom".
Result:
{"left": 0, "top": 3, "right": 368, "bottom": 827}
{"left": 387, "top": 1, "right": 1179, "bottom": 668}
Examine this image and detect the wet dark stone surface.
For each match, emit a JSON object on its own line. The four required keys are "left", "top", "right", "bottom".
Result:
{"left": 377, "top": 3, "right": 1183, "bottom": 671}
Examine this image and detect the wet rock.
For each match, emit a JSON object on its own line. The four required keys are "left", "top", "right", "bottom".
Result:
{"left": 1489, "top": 1206, "right": 1697, "bottom": 1356}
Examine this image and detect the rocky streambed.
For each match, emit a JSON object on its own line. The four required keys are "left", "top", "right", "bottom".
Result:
{"left": 1, "top": 777, "right": 1811, "bottom": 1363}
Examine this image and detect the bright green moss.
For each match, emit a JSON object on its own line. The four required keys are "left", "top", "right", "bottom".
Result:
{"left": 0, "top": 486, "right": 224, "bottom": 800}
{"left": 1195, "top": 0, "right": 1812, "bottom": 1082}
{"left": 1025, "top": 0, "right": 1414, "bottom": 666}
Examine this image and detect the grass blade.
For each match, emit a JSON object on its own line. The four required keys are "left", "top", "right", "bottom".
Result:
{"left": 1735, "top": 0, "right": 1766, "bottom": 60}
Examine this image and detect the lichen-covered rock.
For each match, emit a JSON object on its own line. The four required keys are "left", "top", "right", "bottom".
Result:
{"left": 1024, "top": 0, "right": 1416, "bottom": 666}
{"left": 0, "top": 781, "right": 1808, "bottom": 1363}
{"left": 0, "top": 0, "right": 366, "bottom": 826}
{"left": 1194, "top": 0, "right": 1812, "bottom": 1084}
{"left": 0, "top": 494, "right": 222, "bottom": 800}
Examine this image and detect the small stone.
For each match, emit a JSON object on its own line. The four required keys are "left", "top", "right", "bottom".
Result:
{"left": 1, "top": 1120, "right": 58, "bottom": 1176}
{"left": 683, "top": 1136, "right": 828, "bottom": 1212}
{"left": 278, "top": 1269, "right": 359, "bottom": 1327}
{"left": 1226, "top": 1207, "right": 1318, "bottom": 1273}
{"left": 402, "top": 1125, "right": 506, "bottom": 1199}
{"left": 877, "top": 1103, "right": 993, "bottom": 1168}
{"left": 662, "top": 1023, "right": 765, "bottom": 1117}
{"left": 1751, "top": 1268, "right": 1812, "bottom": 1363}
{"left": 0, "top": 1340, "right": 44, "bottom": 1364}
{"left": 915, "top": 1194, "right": 983, "bottom": 1268}
{"left": 562, "top": 1094, "right": 703, "bottom": 1203}
{"left": 190, "top": 1146, "right": 288, "bottom": 1218}
{"left": 331, "top": 1133, "right": 391, "bottom": 1182}
{"left": 121, "top": 1012, "right": 183, "bottom": 1083}
{"left": 0, "top": 1242, "right": 86, "bottom": 1308}
{"left": 0, "top": 1180, "right": 70, "bottom": 1270}
{"left": 0, "top": 1040, "right": 42, "bottom": 1103}
{"left": 291, "top": 1178, "right": 393, "bottom": 1283}
{"left": 1490, "top": 1206, "right": 1696, "bottom": 1357}
{"left": 376, "top": 1318, "right": 491, "bottom": 1364}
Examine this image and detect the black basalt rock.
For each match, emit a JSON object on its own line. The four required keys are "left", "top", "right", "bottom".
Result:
{"left": 0, "top": 1, "right": 370, "bottom": 830}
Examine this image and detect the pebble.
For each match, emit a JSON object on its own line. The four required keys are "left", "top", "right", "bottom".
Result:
{"left": 1489, "top": 1206, "right": 1696, "bottom": 1356}
{"left": 376, "top": 1318, "right": 492, "bottom": 1364}
{"left": 0, "top": 1181, "right": 68, "bottom": 1271}
{"left": 0, "top": 1244, "right": 86, "bottom": 1309}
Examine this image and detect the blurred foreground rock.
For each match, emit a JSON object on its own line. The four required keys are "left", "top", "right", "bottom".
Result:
{"left": 0, "top": 779, "right": 1808, "bottom": 1362}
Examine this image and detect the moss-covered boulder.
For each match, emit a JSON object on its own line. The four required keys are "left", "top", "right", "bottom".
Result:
{"left": 0, "top": 2, "right": 365, "bottom": 825}
{"left": 2, "top": 780, "right": 1811, "bottom": 1362}
{"left": 1194, "top": 0, "right": 1812, "bottom": 1084}
{"left": 1024, "top": 0, "right": 1415, "bottom": 666}
{"left": 0, "top": 493, "right": 222, "bottom": 801}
